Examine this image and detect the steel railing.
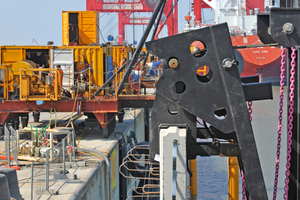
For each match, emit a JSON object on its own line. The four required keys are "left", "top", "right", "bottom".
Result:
{"left": 4, "top": 124, "right": 19, "bottom": 167}
{"left": 30, "top": 129, "right": 76, "bottom": 200}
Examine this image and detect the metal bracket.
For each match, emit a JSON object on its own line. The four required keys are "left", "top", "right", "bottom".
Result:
{"left": 257, "top": 14, "right": 276, "bottom": 44}
{"left": 193, "top": 142, "right": 240, "bottom": 157}
{"left": 243, "top": 81, "right": 273, "bottom": 101}
{"left": 270, "top": 8, "right": 300, "bottom": 47}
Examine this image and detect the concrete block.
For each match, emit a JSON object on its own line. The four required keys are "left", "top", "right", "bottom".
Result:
{"left": 0, "top": 174, "right": 11, "bottom": 200}
{"left": 0, "top": 167, "right": 21, "bottom": 200}
{"left": 160, "top": 127, "right": 187, "bottom": 200}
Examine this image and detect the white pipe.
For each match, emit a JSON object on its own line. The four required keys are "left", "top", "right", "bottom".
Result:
{"left": 76, "top": 147, "right": 111, "bottom": 200}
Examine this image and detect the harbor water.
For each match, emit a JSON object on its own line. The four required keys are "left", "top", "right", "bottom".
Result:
{"left": 196, "top": 86, "right": 287, "bottom": 199}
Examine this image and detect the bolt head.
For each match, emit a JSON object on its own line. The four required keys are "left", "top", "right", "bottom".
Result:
{"left": 224, "top": 61, "right": 232, "bottom": 68}
{"left": 168, "top": 58, "right": 179, "bottom": 69}
{"left": 283, "top": 22, "right": 294, "bottom": 34}
{"left": 286, "top": 25, "right": 292, "bottom": 31}
{"left": 222, "top": 58, "right": 236, "bottom": 70}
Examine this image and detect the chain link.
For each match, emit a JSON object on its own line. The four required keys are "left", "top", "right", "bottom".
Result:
{"left": 283, "top": 47, "right": 296, "bottom": 200}
{"left": 241, "top": 170, "right": 247, "bottom": 200}
{"left": 273, "top": 47, "right": 286, "bottom": 200}
{"left": 241, "top": 101, "right": 253, "bottom": 199}
{"left": 248, "top": 101, "right": 253, "bottom": 121}
{"left": 172, "top": 140, "right": 178, "bottom": 199}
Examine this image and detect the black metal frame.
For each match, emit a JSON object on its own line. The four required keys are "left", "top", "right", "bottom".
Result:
{"left": 257, "top": 14, "right": 276, "bottom": 44}
{"left": 257, "top": 5, "right": 300, "bottom": 198}
{"left": 146, "top": 23, "right": 270, "bottom": 199}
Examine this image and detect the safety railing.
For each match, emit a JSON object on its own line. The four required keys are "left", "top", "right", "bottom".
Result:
{"left": 19, "top": 68, "right": 60, "bottom": 101}
{"left": 4, "top": 124, "right": 19, "bottom": 167}
{"left": 79, "top": 53, "right": 162, "bottom": 99}
{"left": 30, "top": 129, "right": 76, "bottom": 200}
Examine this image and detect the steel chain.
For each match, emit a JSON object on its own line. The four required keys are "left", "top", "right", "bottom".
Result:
{"left": 284, "top": 47, "right": 296, "bottom": 200}
{"left": 273, "top": 47, "right": 286, "bottom": 200}
{"left": 172, "top": 140, "right": 178, "bottom": 200}
{"left": 248, "top": 101, "right": 253, "bottom": 121}
{"left": 241, "top": 101, "right": 253, "bottom": 199}
{"left": 241, "top": 170, "right": 247, "bottom": 200}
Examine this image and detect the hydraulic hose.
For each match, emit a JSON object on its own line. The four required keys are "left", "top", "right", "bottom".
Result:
{"left": 76, "top": 147, "right": 111, "bottom": 199}
{"left": 76, "top": 147, "right": 110, "bottom": 172}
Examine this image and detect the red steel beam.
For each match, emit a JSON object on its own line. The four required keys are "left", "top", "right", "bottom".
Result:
{"left": 193, "top": 0, "right": 212, "bottom": 23}
{"left": 0, "top": 113, "right": 20, "bottom": 125}
{"left": 87, "top": 2, "right": 154, "bottom": 12}
{"left": 122, "top": 17, "right": 151, "bottom": 25}
{"left": 0, "top": 100, "right": 120, "bottom": 113}
{"left": 0, "top": 96, "right": 155, "bottom": 113}
{"left": 0, "top": 95, "right": 155, "bottom": 124}
{"left": 118, "top": 95, "right": 155, "bottom": 100}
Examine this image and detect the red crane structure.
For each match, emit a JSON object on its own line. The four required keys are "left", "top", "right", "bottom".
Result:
{"left": 86, "top": 0, "right": 178, "bottom": 45}
{"left": 192, "top": 0, "right": 212, "bottom": 24}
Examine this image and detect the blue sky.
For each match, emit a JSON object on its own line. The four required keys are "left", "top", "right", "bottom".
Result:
{"left": 0, "top": 0, "right": 85, "bottom": 45}
{"left": 0, "top": 0, "right": 214, "bottom": 46}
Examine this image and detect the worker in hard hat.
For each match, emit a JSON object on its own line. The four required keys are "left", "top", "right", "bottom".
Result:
{"left": 56, "top": 65, "right": 63, "bottom": 85}
{"left": 120, "top": 57, "right": 127, "bottom": 68}
{"left": 53, "top": 65, "right": 63, "bottom": 95}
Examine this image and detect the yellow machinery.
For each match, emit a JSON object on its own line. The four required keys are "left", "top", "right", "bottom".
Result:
{"left": 56, "top": 46, "right": 105, "bottom": 89}
{"left": 0, "top": 61, "right": 57, "bottom": 101}
{"left": 111, "top": 46, "right": 133, "bottom": 84}
{"left": 0, "top": 46, "right": 52, "bottom": 65}
{"left": 112, "top": 46, "right": 129, "bottom": 66}
{"left": 0, "top": 11, "right": 141, "bottom": 102}
{"left": 0, "top": 43, "right": 134, "bottom": 100}
{"left": 0, "top": 60, "right": 39, "bottom": 98}
{"left": 0, "top": 45, "right": 133, "bottom": 101}
{"left": 19, "top": 68, "right": 59, "bottom": 101}
{"left": 62, "top": 11, "right": 99, "bottom": 46}
{"left": 8, "top": 60, "right": 37, "bottom": 92}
